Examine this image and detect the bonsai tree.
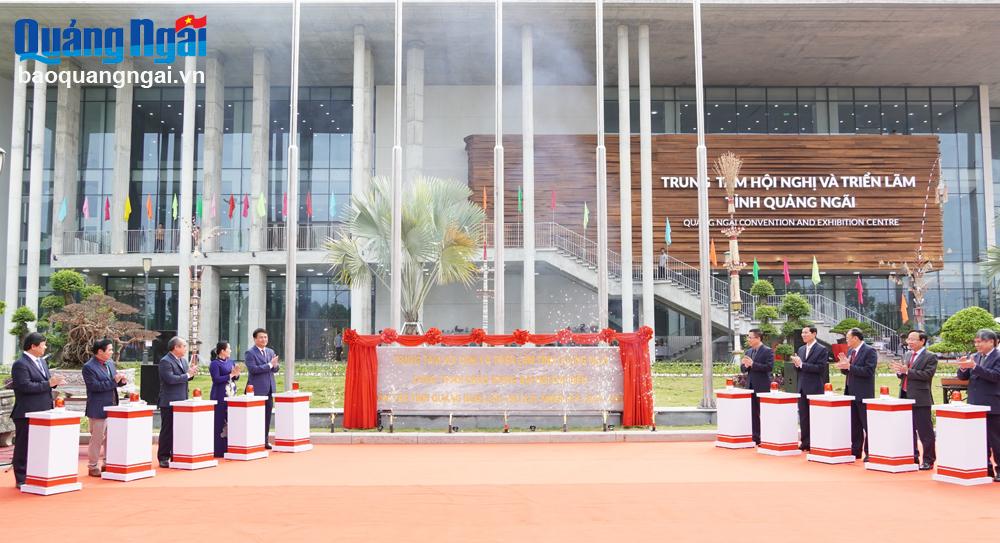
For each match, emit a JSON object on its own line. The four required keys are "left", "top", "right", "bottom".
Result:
{"left": 47, "top": 294, "right": 159, "bottom": 367}
{"left": 750, "top": 279, "right": 779, "bottom": 340}
{"left": 928, "top": 306, "right": 998, "bottom": 354}
{"left": 830, "top": 317, "right": 875, "bottom": 338}
{"left": 8, "top": 306, "right": 36, "bottom": 347}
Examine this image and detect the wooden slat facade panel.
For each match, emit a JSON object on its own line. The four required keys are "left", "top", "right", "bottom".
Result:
{"left": 466, "top": 134, "right": 942, "bottom": 272}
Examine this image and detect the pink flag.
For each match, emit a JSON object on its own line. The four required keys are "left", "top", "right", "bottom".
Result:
{"left": 550, "top": 190, "right": 557, "bottom": 210}
{"left": 782, "top": 259, "right": 791, "bottom": 286}
{"left": 242, "top": 194, "right": 250, "bottom": 218}
{"left": 282, "top": 193, "right": 288, "bottom": 216}
{"left": 104, "top": 197, "right": 111, "bottom": 221}
{"left": 855, "top": 275, "right": 864, "bottom": 305}
{"left": 82, "top": 197, "right": 90, "bottom": 219}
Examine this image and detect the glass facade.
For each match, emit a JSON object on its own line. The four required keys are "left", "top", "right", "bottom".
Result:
{"left": 128, "top": 86, "right": 206, "bottom": 252}
{"left": 77, "top": 87, "right": 116, "bottom": 236}
{"left": 102, "top": 275, "right": 180, "bottom": 361}
{"left": 218, "top": 275, "right": 250, "bottom": 358}
{"left": 268, "top": 86, "right": 352, "bottom": 246}
{"left": 219, "top": 87, "right": 253, "bottom": 251}
{"left": 608, "top": 86, "right": 987, "bottom": 337}
{"left": 265, "top": 275, "right": 350, "bottom": 362}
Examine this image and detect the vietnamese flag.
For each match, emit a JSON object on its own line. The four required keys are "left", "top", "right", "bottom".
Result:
{"left": 175, "top": 14, "right": 207, "bottom": 32}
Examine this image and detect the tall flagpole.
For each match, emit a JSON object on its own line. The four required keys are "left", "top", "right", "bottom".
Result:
{"left": 390, "top": 0, "right": 403, "bottom": 331}
{"left": 595, "top": 0, "right": 609, "bottom": 329}
{"left": 493, "top": 0, "right": 505, "bottom": 334}
{"left": 693, "top": 0, "right": 715, "bottom": 409}
{"left": 284, "top": 0, "right": 301, "bottom": 389}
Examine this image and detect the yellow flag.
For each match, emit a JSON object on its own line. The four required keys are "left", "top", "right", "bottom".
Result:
{"left": 124, "top": 196, "right": 132, "bottom": 221}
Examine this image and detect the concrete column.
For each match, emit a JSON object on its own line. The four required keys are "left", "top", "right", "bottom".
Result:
{"left": 617, "top": 25, "right": 633, "bottom": 332}
{"left": 3, "top": 59, "right": 28, "bottom": 362}
{"left": 404, "top": 42, "right": 424, "bottom": 186}
{"left": 25, "top": 60, "right": 48, "bottom": 322}
{"left": 177, "top": 56, "right": 197, "bottom": 341}
{"left": 363, "top": 46, "right": 374, "bottom": 176}
{"left": 594, "top": 0, "right": 609, "bottom": 329}
{"left": 111, "top": 59, "right": 133, "bottom": 254}
{"left": 199, "top": 265, "right": 220, "bottom": 356}
{"left": 979, "top": 84, "right": 995, "bottom": 249}
{"left": 638, "top": 26, "right": 655, "bottom": 348}
{"left": 51, "top": 64, "right": 81, "bottom": 259}
{"left": 247, "top": 265, "right": 267, "bottom": 332}
{"left": 350, "top": 26, "right": 373, "bottom": 333}
{"left": 521, "top": 25, "right": 536, "bottom": 331}
{"left": 250, "top": 49, "right": 270, "bottom": 252}
{"left": 199, "top": 54, "right": 225, "bottom": 350}
{"left": 202, "top": 54, "right": 225, "bottom": 252}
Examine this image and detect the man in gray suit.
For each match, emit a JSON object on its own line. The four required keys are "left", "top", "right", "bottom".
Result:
{"left": 156, "top": 337, "right": 199, "bottom": 468}
{"left": 892, "top": 330, "right": 937, "bottom": 470}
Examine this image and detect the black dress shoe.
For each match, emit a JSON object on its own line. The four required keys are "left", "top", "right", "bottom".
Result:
{"left": 862, "top": 455, "right": 870, "bottom": 463}
{"left": 264, "top": 443, "right": 272, "bottom": 450}
{"left": 919, "top": 462, "right": 933, "bottom": 471}
{"left": 994, "top": 475, "right": 1000, "bottom": 483}
{"left": 159, "top": 460, "right": 170, "bottom": 468}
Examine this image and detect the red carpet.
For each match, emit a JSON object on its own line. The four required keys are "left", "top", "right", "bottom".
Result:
{"left": 2, "top": 442, "right": 998, "bottom": 541}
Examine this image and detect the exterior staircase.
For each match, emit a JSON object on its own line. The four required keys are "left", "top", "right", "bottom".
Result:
{"left": 483, "top": 222, "right": 901, "bottom": 355}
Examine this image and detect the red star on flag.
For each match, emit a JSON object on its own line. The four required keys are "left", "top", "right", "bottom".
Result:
{"left": 175, "top": 14, "right": 208, "bottom": 32}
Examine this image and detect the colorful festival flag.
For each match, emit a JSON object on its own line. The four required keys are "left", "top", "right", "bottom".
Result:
{"left": 306, "top": 192, "right": 314, "bottom": 218}
{"left": 82, "top": 197, "right": 90, "bottom": 219}
{"left": 583, "top": 201, "right": 590, "bottom": 230}
{"left": 171, "top": 194, "right": 178, "bottom": 220}
{"left": 146, "top": 195, "right": 153, "bottom": 220}
{"left": 256, "top": 193, "right": 267, "bottom": 218}
{"left": 664, "top": 217, "right": 672, "bottom": 245}
{"left": 709, "top": 238, "right": 718, "bottom": 267}
{"left": 811, "top": 256, "right": 821, "bottom": 286}
{"left": 900, "top": 293, "right": 909, "bottom": 323}
{"left": 104, "top": 197, "right": 111, "bottom": 221}
{"left": 782, "top": 259, "right": 791, "bottom": 286}
{"left": 124, "top": 196, "right": 132, "bottom": 221}
{"left": 752, "top": 258, "right": 760, "bottom": 282}
{"left": 57, "top": 198, "right": 67, "bottom": 223}
{"left": 856, "top": 275, "right": 864, "bottom": 305}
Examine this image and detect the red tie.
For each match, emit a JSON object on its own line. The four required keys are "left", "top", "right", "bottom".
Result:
{"left": 904, "top": 352, "right": 916, "bottom": 392}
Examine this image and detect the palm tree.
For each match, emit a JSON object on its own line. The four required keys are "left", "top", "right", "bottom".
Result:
{"left": 324, "top": 176, "right": 486, "bottom": 333}
{"left": 983, "top": 246, "right": 1000, "bottom": 281}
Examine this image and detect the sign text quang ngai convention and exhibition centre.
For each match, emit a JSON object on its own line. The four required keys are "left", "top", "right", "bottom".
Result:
{"left": 377, "top": 347, "right": 624, "bottom": 413}
{"left": 466, "top": 134, "right": 943, "bottom": 271}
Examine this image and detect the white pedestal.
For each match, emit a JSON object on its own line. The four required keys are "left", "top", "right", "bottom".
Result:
{"left": 714, "top": 387, "right": 754, "bottom": 449}
{"left": 168, "top": 398, "right": 219, "bottom": 470}
{"left": 807, "top": 393, "right": 856, "bottom": 464}
{"left": 273, "top": 390, "right": 313, "bottom": 453}
{"left": 757, "top": 391, "right": 801, "bottom": 456}
{"left": 21, "top": 408, "right": 83, "bottom": 496}
{"left": 102, "top": 402, "right": 156, "bottom": 481}
{"left": 863, "top": 396, "right": 918, "bottom": 473}
{"left": 224, "top": 394, "right": 269, "bottom": 461}
{"left": 932, "top": 402, "right": 993, "bottom": 486}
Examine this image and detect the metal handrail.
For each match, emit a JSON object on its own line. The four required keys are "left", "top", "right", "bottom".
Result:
{"left": 484, "top": 221, "right": 898, "bottom": 350}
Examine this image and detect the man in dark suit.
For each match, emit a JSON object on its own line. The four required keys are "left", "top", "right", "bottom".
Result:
{"left": 83, "top": 338, "right": 127, "bottom": 477}
{"left": 956, "top": 328, "right": 1000, "bottom": 482}
{"left": 157, "top": 337, "right": 199, "bottom": 468}
{"left": 10, "top": 332, "right": 65, "bottom": 489}
{"left": 245, "top": 328, "right": 280, "bottom": 449}
{"left": 892, "top": 330, "right": 937, "bottom": 470}
{"left": 791, "top": 325, "right": 829, "bottom": 451}
{"left": 834, "top": 327, "right": 877, "bottom": 460}
{"left": 740, "top": 328, "right": 774, "bottom": 445}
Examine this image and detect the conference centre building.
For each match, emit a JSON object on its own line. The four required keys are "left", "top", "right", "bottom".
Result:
{"left": 1, "top": 1, "right": 998, "bottom": 363}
